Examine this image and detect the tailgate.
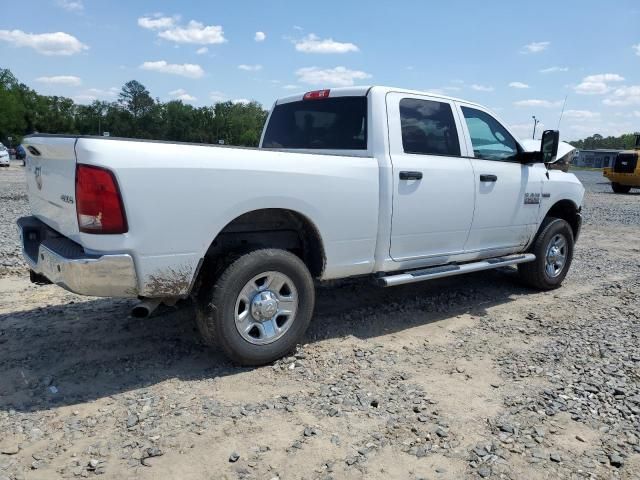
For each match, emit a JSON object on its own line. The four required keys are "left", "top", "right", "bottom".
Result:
{"left": 22, "top": 136, "right": 79, "bottom": 239}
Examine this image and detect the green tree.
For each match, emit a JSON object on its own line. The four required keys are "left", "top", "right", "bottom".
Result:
{"left": 0, "top": 68, "right": 269, "bottom": 148}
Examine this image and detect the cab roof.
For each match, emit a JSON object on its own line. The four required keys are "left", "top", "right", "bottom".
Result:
{"left": 275, "top": 85, "right": 480, "bottom": 107}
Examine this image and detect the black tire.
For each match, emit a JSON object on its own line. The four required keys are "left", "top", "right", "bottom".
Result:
{"left": 195, "top": 249, "right": 315, "bottom": 366}
{"left": 518, "top": 217, "right": 574, "bottom": 290}
{"left": 611, "top": 182, "right": 631, "bottom": 194}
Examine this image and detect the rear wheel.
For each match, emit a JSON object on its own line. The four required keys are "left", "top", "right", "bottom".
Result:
{"left": 518, "top": 217, "right": 574, "bottom": 290}
{"left": 612, "top": 182, "right": 631, "bottom": 194}
{"left": 195, "top": 249, "right": 315, "bottom": 365}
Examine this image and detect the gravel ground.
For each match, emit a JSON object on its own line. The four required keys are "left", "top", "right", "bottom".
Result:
{"left": 0, "top": 163, "right": 639, "bottom": 480}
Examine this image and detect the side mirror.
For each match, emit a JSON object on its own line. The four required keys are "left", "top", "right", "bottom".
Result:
{"left": 541, "top": 130, "right": 560, "bottom": 163}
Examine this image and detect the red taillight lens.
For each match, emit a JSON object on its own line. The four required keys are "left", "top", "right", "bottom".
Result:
{"left": 303, "top": 89, "right": 330, "bottom": 100}
{"left": 75, "top": 164, "right": 128, "bottom": 234}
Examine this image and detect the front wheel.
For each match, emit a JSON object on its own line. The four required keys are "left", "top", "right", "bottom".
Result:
{"left": 518, "top": 217, "right": 574, "bottom": 290}
{"left": 195, "top": 249, "right": 315, "bottom": 366}
{"left": 612, "top": 182, "right": 632, "bottom": 194}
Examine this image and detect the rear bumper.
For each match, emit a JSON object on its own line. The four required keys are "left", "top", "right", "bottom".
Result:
{"left": 17, "top": 216, "right": 138, "bottom": 297}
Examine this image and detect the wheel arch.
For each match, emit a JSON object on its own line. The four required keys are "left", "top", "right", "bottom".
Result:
{"left": 192, "top": 208, "right": 326, "bottom": 296}
{"left": 540, "top": 199, "right": 581, "bottom": 241}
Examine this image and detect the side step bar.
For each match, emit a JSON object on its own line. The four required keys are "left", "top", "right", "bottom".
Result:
{"left": 377, "top": 254, "right": 536, "bottom": 287}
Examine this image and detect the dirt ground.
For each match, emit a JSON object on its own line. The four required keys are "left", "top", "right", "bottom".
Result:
{"left": 1, "top": 163, "right": 639, "bottom": 480}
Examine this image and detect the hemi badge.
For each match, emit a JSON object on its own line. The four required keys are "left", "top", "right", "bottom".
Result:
{"left": 542, "top": 193, "right": 551, "bottom": 198}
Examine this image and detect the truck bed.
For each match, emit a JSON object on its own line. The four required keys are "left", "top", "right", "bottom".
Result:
{"left": 21, "top": 134, "right": 381, "bottom": 297}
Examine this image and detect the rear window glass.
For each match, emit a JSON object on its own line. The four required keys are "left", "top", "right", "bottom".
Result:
{"left": 262, "top": 96, "right": 367, "bottom": 150}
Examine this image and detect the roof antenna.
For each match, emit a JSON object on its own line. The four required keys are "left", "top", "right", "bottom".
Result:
{"left": 557, "top": 94, "right": 568, "bottom": 130}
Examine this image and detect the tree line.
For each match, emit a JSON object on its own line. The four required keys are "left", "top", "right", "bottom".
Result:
{"left": 569, "top": 133, "right": 639, "bottom": 151}
{"left": 0, "top": 68, "right": 268, "bottom": 147}
{"left": 2, "top": 67, "right": 638, "bottom": 151}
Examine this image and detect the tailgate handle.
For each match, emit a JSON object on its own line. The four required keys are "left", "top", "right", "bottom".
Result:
{"left": 399, "top": 171, "right": 423, "bottom": 180}
{"left": 480, "top": 174, "right": 498, "bottom": 182}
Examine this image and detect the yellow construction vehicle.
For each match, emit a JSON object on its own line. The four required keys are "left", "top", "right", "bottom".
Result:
{"left": 603, "top": 133, "right": 640, "bottom": 193}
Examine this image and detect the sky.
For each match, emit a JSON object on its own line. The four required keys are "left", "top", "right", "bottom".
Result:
{"left": 1, "top": 0, "right": 639, "bottom": 141}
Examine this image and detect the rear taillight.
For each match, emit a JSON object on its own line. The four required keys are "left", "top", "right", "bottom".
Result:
{"left": 75, "top": 164, "right": 128, "bottom": 234}
{"left": 303, "top": 89, "right": 330, "bottom": 100}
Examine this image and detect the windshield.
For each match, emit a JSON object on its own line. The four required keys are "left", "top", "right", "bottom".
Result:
{"left": 262, "top": 96, "right": 367, "bottom": 150}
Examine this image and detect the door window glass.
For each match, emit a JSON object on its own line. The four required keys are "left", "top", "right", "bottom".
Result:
{"left": 399, "top": 99, "right": 461, "bottom": 156}
{"left": 461, "top": 107, "right": 519, "bottom": 162}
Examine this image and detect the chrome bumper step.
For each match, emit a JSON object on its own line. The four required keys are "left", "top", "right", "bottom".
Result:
{"left": 377, "top": 253, "right": 536, "bottom": 287}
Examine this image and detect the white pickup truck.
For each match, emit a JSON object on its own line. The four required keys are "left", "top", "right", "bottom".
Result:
{"left": 18, "top": 86, "right": 584, "bottom": 365}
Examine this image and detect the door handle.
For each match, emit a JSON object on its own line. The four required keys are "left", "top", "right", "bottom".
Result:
{"left": 480, "top": 174, "right": 498, "bottom": 182}
{"left": 399, "top": 171, "right": 423, "bottom": 180}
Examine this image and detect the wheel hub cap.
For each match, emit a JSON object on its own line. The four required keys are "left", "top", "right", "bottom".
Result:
{"left": 251, "top": 291, "right": 279, "bottom": 320}
{"left": 545, "top": 234, "right": 567, "bottom": 278}
{"left": 234, "top": 271, "right": 298, "bottom": 345}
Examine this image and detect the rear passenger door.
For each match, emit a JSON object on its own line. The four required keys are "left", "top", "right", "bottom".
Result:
{"left": 386, "top": 92, "right": 475, "bottom": 260}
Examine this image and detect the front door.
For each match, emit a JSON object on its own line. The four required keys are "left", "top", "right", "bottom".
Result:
{"left": 386, "top": 92, "right": 475, "bottom": 260}
{"left": 456, "top": 104, "right": 545, "bottom": 252}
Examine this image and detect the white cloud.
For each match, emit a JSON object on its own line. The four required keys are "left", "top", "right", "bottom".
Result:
{"left": 603, "top": 85, "right": 640, "bottom": 106}
{"left": 509, "top": 122, "right": 546, "bottom": 139}
{"left": 514, "top": 99, "right": 562, "bottom": 108}
{"left": 210, "top": 91, "right": 227, "bottom": 102}
{"left": 86, "top": 87, "right": 118, "bottom": 97}
{"left": 232, "top": 98, "right": 251, "bottom": 105}
{"left": 509, "top": 82, "right": 529, "bottom": 89}
{"left": 72, "top": 87, "right": 118, "bottom": 104}
{"left": 294, "top": 34, "right": 359, "bottom": 54}
{"left": 158, "top": 20, "right": 226, "bottom": 45}
{"left": 296, "top": 66, "right": 371, "bottom": 87}
{"left": 575, "top": 82, "right": 609, "bottom": 95}
{"left": 521, "top": 41, "right": 550, "bottom": 54}
{"left": 562, "top": 121, "right": 636, "bottom": 141}
{"left": 583, "top": 73, "right": 625, "bottom": 83}
{"left": 140, "top": 60, "right": 204, "bottom": 78}
{"left": 282, "top": 84, "right": 299, "bottom": 90}
{"left": 238, "top": 64, "right": 262, "bottom": 72}
{"left": 36, "top": 75, "right": 82, "bottom": 86}
{"left": 196, "top": 47, "right": 208, "bottom": 55}
{"left": 562, "top": 110, "right": 600, "bottom": 120}
{"left": 539, "top": 66, "right": 569, "bottom": 74}
{"left": 73, "top": 94, "right": 98, "bottom": 103}
{"left": 56, "top": 0, "right": 83, "bottom": 12}
{"left": 574, "top": 73, "right": 625, "bottom": 95}
{"left": 169, "top": 88, "right": 196, "bottom": 102}
{"left": 138, "top": 16, "right": 176, "bottom": 30}
{"left": 255, "top": 31, "right": 266, "bottom": 42}
{"left": 471, "top": 84, "right": 494, "bottom": 92}
{"left": 0, "top": 29, "right": 88, "bottom": 55}
{"left": 633, "top": 44, "right": 640, "bottom": 56}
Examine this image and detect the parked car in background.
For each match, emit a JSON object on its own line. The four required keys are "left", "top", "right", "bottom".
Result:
{"left": 0, "top": 146, "right": 10, "bottom": 167}
{"left": 18, "top": 86, "right": 585, "bottom": 365}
